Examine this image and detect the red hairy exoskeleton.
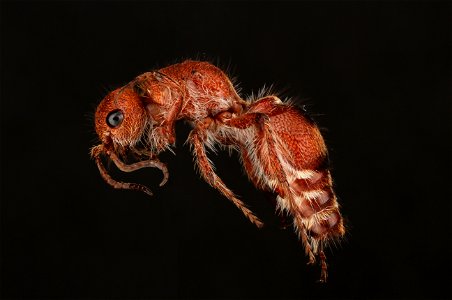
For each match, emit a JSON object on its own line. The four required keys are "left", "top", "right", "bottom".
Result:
{"left": 91, "top": 60, "right": 345, "bottom": 282}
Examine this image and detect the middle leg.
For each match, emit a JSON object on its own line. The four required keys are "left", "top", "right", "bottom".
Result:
{"left": 188, "top": 119, "right": 263, "bottom": 228}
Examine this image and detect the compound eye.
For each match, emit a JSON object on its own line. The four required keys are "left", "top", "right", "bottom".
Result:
{"left": 106, "top": 109, "right": 124, "bottom": 128}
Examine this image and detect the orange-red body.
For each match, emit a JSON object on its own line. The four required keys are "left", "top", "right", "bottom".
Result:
{"left": 91, "top": 60, "right": 345, "bottom": 282}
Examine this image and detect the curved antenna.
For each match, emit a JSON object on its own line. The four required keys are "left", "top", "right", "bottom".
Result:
{"left": 107, "top": 148, "right": 169, "bottom": 187}
{"left": 91, "top": 145, "right": 154, "bottom": 196}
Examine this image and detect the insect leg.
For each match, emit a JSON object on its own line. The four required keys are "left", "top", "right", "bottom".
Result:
{"left": 237, "top": 144, "right": 262, "bottom": 189}
{"left": 134, "top": 73, "right": 184, "bottom": 146}
{"left": 188, "top": 124, "right": 263, "bottom": 228}
{"left": 212, "top": 131, "right": 261, "bottom": 189}
{"left": 318, "top": 244, "right": 328, "bottom": 283}
{"left": 256, "top": 116, "right": 317, "bottom": 264}
{"left": 219, "top": 104, "right": 318, "bottom": 264}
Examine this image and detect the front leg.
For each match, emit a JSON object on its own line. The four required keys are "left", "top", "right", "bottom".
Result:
{"left": 188, "top": 119, "right": 263, "bottom": 228}
{"left": 149, "top": 95, "right": 183, "bottom": 146}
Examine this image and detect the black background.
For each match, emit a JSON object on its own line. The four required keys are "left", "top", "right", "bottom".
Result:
{"left": 1, "top": 1, "right": 451, "bottom": 299}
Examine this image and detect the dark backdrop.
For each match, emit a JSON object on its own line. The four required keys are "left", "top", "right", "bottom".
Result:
{"left": 1, "top": 1, "right": 451, "bottom": 299}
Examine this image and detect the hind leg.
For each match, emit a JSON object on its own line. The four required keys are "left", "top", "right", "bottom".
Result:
{"left": 216, "top": 98, "right": 318, "bottom": 264}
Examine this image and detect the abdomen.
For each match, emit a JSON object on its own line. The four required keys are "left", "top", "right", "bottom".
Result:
{"left": 242, "top": 103, "right": 345, "bottom": 253}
